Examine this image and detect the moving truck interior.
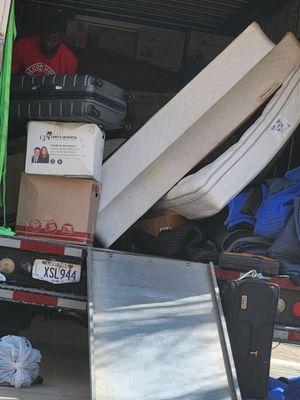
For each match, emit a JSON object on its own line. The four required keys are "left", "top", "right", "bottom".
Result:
{"left": 0, "top": 0, "right": 300, "bottom": 399}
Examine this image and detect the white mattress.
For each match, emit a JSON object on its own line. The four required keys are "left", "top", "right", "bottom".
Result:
{"left": 157, "top": 66, "right": 300, "bottom": 219}
{"left": 96, "top": 28, "right": 300, "bottom": 248}
{"left": 0, "top": 0, "right": 11, "bottom": 71}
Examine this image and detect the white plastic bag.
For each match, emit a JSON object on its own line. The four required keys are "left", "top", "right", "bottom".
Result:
{"left": 0, "top": 335, "right": 41, "bottom": 388}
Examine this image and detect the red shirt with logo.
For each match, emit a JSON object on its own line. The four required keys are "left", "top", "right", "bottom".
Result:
{"left": 12, "top": 35, "right": 78, "bottom": 76}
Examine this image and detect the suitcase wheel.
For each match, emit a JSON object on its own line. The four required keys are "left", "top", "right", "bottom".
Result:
{"left": 126, "top": 91, "right": 135, "bottom": 104}
{"left": 123, "top": 121, "right": 132, "bottom": 131}
{"left": 94, "top": 79, "right": 104, "bottom": 87}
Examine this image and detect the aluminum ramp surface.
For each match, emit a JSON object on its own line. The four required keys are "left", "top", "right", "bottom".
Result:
{"left": 88, "top": 250, "right": 241, "bottom": 400}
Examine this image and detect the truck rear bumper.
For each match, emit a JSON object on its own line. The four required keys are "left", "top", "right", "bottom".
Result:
{"left": 0, "top": 283, "right": 87, "bottom": 311}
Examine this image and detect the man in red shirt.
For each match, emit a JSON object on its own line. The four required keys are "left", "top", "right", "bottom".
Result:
{"left": 12, "top": 15, "right": 77, "bottom": 76}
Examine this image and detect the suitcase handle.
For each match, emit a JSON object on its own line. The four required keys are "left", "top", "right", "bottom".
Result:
{"left": 237, "top": 269, "right": 267, "bottom": 281}
{"left": 32, "top": 85, "right": 63, "bottom": 91}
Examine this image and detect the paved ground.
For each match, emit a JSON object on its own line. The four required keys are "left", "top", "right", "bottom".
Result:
{"left": 0, "top": 319, "right": 90, "bottom": 400}
{"left": 271, "top": 342, "right": 300, "bottom": 379}
{"left": 0, "top": 319, "right": 298, "bottom": 400}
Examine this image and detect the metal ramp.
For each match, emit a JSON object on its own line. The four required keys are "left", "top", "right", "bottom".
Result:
{"left": 88, "top": 249, "right": 241, "bottom": 400}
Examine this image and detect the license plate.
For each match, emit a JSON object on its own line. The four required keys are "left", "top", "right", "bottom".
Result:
{"left": 32, "top": 259, "right": 81, "bottom": 284}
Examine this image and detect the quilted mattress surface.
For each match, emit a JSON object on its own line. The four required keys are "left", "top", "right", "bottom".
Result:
{"left": 96, "top": 28, "right": 300, "bottom": 247}
{"left": 157, "top": 66, "right": 300, "bottom": 219}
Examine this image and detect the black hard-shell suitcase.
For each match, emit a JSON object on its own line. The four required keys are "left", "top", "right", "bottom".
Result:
{"left": 221, "top": 275, "right": 279, "bottom": 399}
{"left": 10, "top": 74, "right": 133, "bottom": 131}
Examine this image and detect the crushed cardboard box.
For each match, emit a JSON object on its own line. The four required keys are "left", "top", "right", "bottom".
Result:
{"left": 16, "top": 174, "right": 100, "bottom": 245}
{"left": 134, "top": 214, "right": 187, "bottom": 237}
{"left": 136, "top": 27, "right": 185, "bottom": 71}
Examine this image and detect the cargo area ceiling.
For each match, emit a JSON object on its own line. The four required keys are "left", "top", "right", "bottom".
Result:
{"left": 19, "top": 0, "right": 290, "bottom": 34}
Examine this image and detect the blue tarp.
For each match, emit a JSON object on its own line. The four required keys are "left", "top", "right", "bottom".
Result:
{"left": 226, "top": 167, "right": 300, "bottom": 240}
{"left": 246, "top": 377, "right": 300, "bottom": 400}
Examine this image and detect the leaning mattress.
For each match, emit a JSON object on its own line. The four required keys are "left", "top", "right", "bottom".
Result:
{"left": 157, "top": 66, "right": 300, "bottom": 219}
{"left": 96, "top": 26, "right": 300, "bottom": 248}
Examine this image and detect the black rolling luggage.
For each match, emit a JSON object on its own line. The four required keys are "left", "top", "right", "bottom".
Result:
{"left": 10, "top": 74, "right": 133, "bottom": 131}
{"left": 221, "top": 274, "right": 279, "bottom": 399}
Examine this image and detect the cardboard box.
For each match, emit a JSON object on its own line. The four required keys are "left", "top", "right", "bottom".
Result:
{"left": 131, "top": 91, "right": 174, "bottom": 119}
{"left": 16, "top": 174, "right": 100, "bottom": 245}
{"left": 187, "top": 31, "right": 231, "bottom": 66}
{"left": 78, "top": 51, "right": 178, "bottom": 92}
{"left": 136, "top": 27, "right": 185, "bottom": 71}
{"left": 70, "top": 15, "right": 138, "bottom": 56}
{"left": 25, "top": 122, "right": 104, "bottom": 181}
{"left": 0, "top": 153, "right": 25, "bottom": 221}
{"left": 65, "top": 20, "right": 89, "bottom": 48}
{"left": 130, "top": 91, "right": 174, "bottom": 130}
{"left": 134, "top": 214, "right": 187, "bottom": 237}
{"left": 98, "top": 27, "right": 137, "bottom": 58}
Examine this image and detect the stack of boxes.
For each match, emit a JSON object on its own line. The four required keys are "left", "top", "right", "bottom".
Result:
{"left": 15, "top": 121, "right": 104, "bottom": 245}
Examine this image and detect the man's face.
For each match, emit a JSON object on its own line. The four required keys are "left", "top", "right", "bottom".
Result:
{"left": 34, "top": 148, "right": 40, "bottom": 157}
{"left": 40, "top": 33, "right": 62, "bottom": 56}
